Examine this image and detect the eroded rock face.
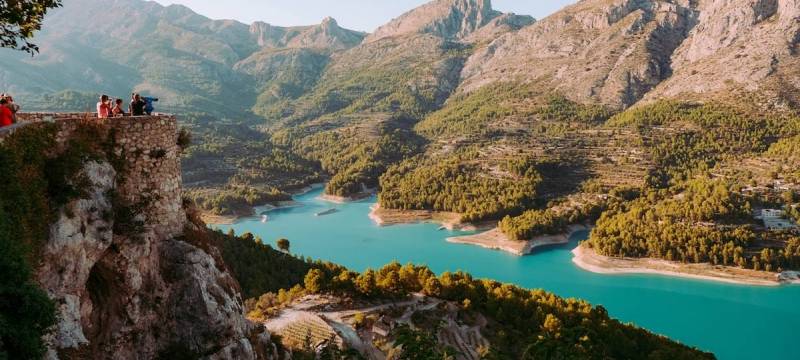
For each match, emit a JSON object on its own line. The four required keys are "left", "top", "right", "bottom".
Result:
{"left": 644, "top": 0, "right": 800, "bottom": 104}
{"left": 249, "top": 17, "right": 365, "bottom": 51}
{"left": 458, "top": 0, "right": 800, "bottom": 107}
{"left": 460, "top": 0, "right": 698, "bottom": 108}
{"left": 38, "top": 161, "right": 269, "bottom": 359}
{"left": 366, "top": 0, "right": 501, "bottom": 43}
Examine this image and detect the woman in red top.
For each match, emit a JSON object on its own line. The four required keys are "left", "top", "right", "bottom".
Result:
{"left": 0, "top": 99, "right": 13, "bottom": 127}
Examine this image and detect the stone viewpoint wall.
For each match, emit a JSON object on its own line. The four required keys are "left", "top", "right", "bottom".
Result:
{"left": 12, "top": 113, "right": 185, "bottom": 238}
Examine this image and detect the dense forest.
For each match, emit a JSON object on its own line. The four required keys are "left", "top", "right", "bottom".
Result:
{"left": 379, "top": 151, "right": 542, "bottom": 222}
{"left": 498, "top": 190, "right": 630, "bottom": 241}
{"left": 212, "top": 230, "right": 313, "bottom": 299}
{"left": 281, "top": 126, "right": 424, "bottom": 197}
{"left": 415, "top": 82, "right": 614, "bottom": 139}
{"left": 587, "top": 177, "right": 800, "bottom": 271}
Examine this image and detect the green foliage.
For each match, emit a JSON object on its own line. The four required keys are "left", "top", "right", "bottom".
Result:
{"left": 216, "top": 230, "right": 312, "bottom": 299}
{"left": 391, "top": 325, "right": 457, "bottom": 360}
{"left": 0, "top": 125, "right": 64, "bottom": 359}
{"left": 537, "top": 94, "right": 614, "bottom": 124}
{"left": 587, "top": 177, "right": 769, "bottom": 267}
{"left": 415, "top": 82, "right": 532, "bottom": 138}
{"left": 294, "top": 262, "right": 713, "bottom": 359}
{"left": 379, "top": 151, "right": 541, "bottom": 222}
{"left": 187, "top": 186, "right": 291, "bottom": 216}
{"left": 499, "top": 198, "right": 611, "bottom": 241}
{"left": 766, "top": 135, "right": 800, "bottom": 160}
{"left": 290, "top": 128, "right": 424, "bottom": 197}
{"left": 0, "top": 0, "right": 62, "bottom": 53}
{"left": 274, "top": 38, "right": 465, "bottom": 128}
{"left": 181, "top": 125, "right": 323, "bottom": 192}
{"left": 609, "top": 101, "right": 798, "bottom": 187}
{"left": 415, "top": 84, "right": 614, "bottom": 139}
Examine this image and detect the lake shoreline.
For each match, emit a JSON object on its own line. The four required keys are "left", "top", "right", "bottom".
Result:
{"left": 317, "top": 186, "right": 378, "bottom": 204}
{"left": 203, "top": 183, "right": 325, "bottom": 225}
{"left": 368, "top": 204, "right": 483, "bottom": 231}
{"left": 446, "top": 224, "right": 589, "bottom": 256}
{"left": 570, "top": 244, "right": 785, "bottom": 286}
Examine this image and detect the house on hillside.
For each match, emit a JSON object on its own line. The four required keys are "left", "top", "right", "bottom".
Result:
{"left": 755, "top": 209, "right": 798, "bottom": 231}
{"left": 372, "top": 316, "right": 393, "bottom": 338}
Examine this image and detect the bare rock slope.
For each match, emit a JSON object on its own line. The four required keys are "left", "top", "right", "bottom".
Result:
{"left": 459, "top": 0, "right": 800, "bottom": 108}
{"left": 366, "top": 0, "right": 501, "bottom": 43}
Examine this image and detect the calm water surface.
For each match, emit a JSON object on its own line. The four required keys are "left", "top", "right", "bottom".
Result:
{"left": 214, "top": 189, "right": 800, "bottom": 360}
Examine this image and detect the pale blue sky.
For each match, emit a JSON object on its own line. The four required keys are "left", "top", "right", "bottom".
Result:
{"left": 151, "top": 0, "right": 577, "bottom": 32}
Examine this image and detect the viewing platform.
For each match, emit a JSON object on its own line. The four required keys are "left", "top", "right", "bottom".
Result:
{"left": 0, "top": 112, "right": 177, "bottom": 141}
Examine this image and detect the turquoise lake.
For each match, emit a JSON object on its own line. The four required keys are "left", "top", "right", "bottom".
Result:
{"left": 214, "top": 188, "right": 800, "bottom": 360}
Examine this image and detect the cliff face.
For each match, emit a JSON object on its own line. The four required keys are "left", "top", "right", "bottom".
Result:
{"left": 459, "top": 0, "right": 800, "bottom": 108}
{"left": 22, "top": 115, "right": 270, "bottom": 360}
{"left": 249, "top": 17, "right": 365, "bottom": 51}
{"left": 366, "top": 0, "right": 502, "bottom": 43}
{"left": 644, "top": 0, "right": 800, "bottom": 105}
{"left": 460, "top": 0, "right": 699, "bottom": 108}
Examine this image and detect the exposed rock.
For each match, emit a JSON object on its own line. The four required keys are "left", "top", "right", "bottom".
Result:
{"left": 249, "top": 17, "right": 365, "bottom": 51}
{"left": 644, "top": 0, "right": 800, "bottom": 104}
{"left": 36, "top": 119, "right": 271, "bottom": 359}
{"left": 463, "top": 13, "right": 536, "bottom": 43}
{"left": 457, "top": 0, "right": 800, "bottom": 107}
{"left": 460, "top": 0, "right": 698, "bottom": 108}
{"left": 366, "top": 0, "right": 501, "bottom": 43}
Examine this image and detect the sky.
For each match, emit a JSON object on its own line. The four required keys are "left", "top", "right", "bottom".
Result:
{"left": 150, "top": 0, "right": 577, "bottom": 32}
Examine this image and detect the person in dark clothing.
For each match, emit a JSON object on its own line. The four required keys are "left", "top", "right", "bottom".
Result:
{"left": 129, "top": 93, "right": 146, "bottom": 116}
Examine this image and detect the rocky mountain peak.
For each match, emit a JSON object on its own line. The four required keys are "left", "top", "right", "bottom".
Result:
{"left": 321, "top": 16, "right": 338, "bottom": 27}
{"left": 365, "top": 0, "right": 501, "bottom": 43}
{"left": 248, "top": 17, "right": 364, "bottom": 51}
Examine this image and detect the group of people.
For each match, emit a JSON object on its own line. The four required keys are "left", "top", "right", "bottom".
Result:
{"left": 97, "top": 93, "right": 158, "bottom": 118}
{"left": 0, "top": 94, "right": 20, "bottom": 127}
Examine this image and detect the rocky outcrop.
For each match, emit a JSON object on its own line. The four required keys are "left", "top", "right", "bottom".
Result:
{"left": 463, "top": 13, "right": 535, "bottom": 43}
{"left": 366, "top": 0, "right": 501, "bottom": 43}
{"left": 249, "top": 17, "right": 365, "bottom": 51}
{"left": 460, "top": 0, "right": 699, "bottom": 108}
{"left": 458, "top": 0, "right": 800, "bottom": 108}
{"left": 33, "top": 117, "right": 271, "bottom": 359}
{"left": 644, "top": 0, "right": 800, "bottom": 105}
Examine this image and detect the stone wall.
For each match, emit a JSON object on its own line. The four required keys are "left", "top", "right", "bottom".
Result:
{"left": 5, "top": 113, "right": 186, "bottom": 238}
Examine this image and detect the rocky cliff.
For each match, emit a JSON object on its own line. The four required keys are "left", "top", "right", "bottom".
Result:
{"left": 366, "top": 0, "right": 501, "bottom": 43}
{"left": 15, "top": 115, "right": 271, "bottom": 360}
{"left": 249, "top": 17, "right": 365, "bottom": 51}
{"left": 459, "top": 0, "right": 800, "bottom": 108}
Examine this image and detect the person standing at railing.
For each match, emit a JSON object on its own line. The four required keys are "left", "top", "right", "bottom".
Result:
{"left": 0, "top": 98, "right": 13, "bottom": 127}
{"left": 97, "top": 95, "right": 111, "bottom": 119}
{"left": 129, "top": 93, "right": 146, "bottom": 116}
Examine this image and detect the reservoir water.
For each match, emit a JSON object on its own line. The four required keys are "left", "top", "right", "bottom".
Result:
{"left": 214, "top": 189, "right": 800, "bottom": 360}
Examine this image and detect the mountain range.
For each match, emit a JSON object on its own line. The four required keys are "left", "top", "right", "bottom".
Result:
{"left": 2, "top": 0, "right": 799, "bottom": 201}
{"left": 3, "top": 0, "right": 797, "bottom": 113}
